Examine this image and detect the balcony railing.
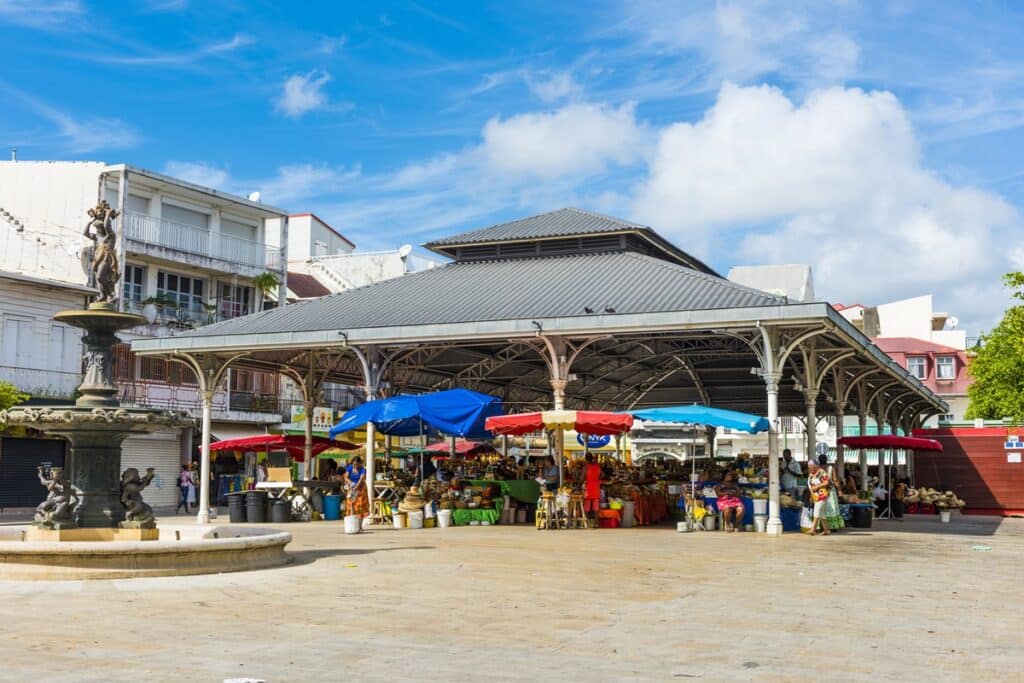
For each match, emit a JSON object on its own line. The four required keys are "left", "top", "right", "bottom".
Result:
{"left": 123, "top": 212, "right": 282, "bottom": 270}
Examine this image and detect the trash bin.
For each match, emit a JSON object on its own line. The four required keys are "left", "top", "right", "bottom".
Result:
{"left": 851, "top": 505, "right": 873, "bottom": 529}
{"left": 270, "top": 498, "right": 291, "bottom": 524}
{"left": 246, "top": 490, "right": 268, "bottom": 524}
{"left": 323, "top": 494, "right": 342, "bottom": 521}
{"left": 227, "top": 492, "right": 247, "bottom": 523}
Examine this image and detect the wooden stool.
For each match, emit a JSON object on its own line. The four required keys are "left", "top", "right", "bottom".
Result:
{"left": 370, "top": 499, "right": 390, "bottom": 524}
{"left": 567, "top": 495, "right": 588, "bottom": 529}
{"left": 536, "top": 493, "right": 557, "bottom": 530}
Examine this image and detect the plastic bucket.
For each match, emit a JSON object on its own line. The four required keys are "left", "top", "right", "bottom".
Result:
{"left": 703, "top": 515, "right": 716, "bottom": 531}
{"left": 227, "top": 493, "right": 247, "bottom": 523}
{"left": 676, "top": 520, "right": 690, "bottom": 533}
{"left": 753, "top": 514, "right": 768, "bottom": 533}
{"left": 753, "top": 498, "right": 768, "bottom": 515}
{"left": 407, "top": 511, "right": 424, "bottom": 529}
{"left": 424, "top": 517, "right": 436, "bottom": 528}
{"left": 437, "top": 509, "right": 452, "bottom": 528}
{"left": 621, "top": 501, "right": 635, "bottom": 529}
{"left": 393, "top": 512, "right": 407, "bottom": 529}
{"left": 245, "top": 491, "right": 267, "bottom": 524}
{"left": 516, "top": 509, "right": 527, "bottom": 524}
{"left": 344, "top": 514, "right": 361, "bottom": 534}
{"left": 270, "top": 498, "right": 291, "bottom": 524}
{"left": 851, "top": 506, "right": 872, "bottom": 528}
{"left": 323, "top": 494, "right": 342, "bottom": 521}
{"left": 940, "top": 509, "right": 951, "bottom": 523}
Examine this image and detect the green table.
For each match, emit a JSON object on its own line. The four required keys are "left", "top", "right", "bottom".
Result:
{"left": 451, "top": 499, "right": 503, "bottom": 526}
{"left": 466, "top": 479, "right": 541, "bottom": 504}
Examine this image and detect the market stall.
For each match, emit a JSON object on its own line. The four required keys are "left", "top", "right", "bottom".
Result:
{"left": 837, "top": 435, "right": 944, "bottom": 520}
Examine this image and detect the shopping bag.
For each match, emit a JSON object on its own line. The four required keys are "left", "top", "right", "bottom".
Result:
{"left": 799, "top": 506, "right": 813, "bottom": 533}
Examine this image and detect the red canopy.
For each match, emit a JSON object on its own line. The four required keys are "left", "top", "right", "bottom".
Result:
{"left": 837, "top": 435, "right": 943, "bottom": 452}
{"left": 209, "top": 434, "right": 359, "bottom": 461}
{"left": 485, "top": 410, "right": 634, "bottom": 436}
{"left": 424, "top": 439, "right": 495, "bottom": 456}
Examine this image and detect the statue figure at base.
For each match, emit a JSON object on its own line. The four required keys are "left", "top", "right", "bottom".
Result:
{"left": 35, "top": 466, "right": 78, "bottom": 529}
{"left": 119, "top": 467, "right": 157, "bottom": 528}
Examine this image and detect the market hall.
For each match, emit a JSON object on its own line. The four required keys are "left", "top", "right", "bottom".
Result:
{"left": 132, "top": 208, "right": 946, "bottom": 535}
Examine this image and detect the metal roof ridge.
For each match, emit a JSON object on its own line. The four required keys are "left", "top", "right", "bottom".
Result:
{"left": 619, "top": 251, "right": 785, "bottom": 303}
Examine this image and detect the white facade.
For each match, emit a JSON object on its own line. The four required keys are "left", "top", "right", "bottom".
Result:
{"left": 304, "top": 249, "right": 445, "bottom": 293}
{"left": 727, "top": 264, "right": 816, "bottom": 302}
{"left": 840, "top": 295, "right": 967, "bottom": 350}
{"left": 270, "top": 213, "right": 354, "bottom": 263}
{"left": 0, "top": 272, "right": 93, "bottom": 399}
{"left": 0, "top": 161, "right": 293, "bottom": 470}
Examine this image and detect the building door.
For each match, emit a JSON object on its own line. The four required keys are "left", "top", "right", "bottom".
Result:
{"left": 120, "top": 430, "right": 183, "bottom": 509}
{"left": 0, "top": 437, "right": 66, "bottom": 510}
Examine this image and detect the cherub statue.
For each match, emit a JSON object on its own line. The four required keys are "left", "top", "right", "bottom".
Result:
{"left": 34, "top": 466, "right": 78, "bottom": 528}
{"left": 120, "top": 467, "right": 157, "bottom": 527}
{"left": 83, "top": 200, "right": 120, "bottom": 304}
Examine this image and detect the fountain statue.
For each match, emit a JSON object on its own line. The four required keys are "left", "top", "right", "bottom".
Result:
{"left": 120, "top": 467, "right": 157, "bottom": 528}
{"left": 34, "top": 466, "right": 78, "bottom": 529}
{"left": 0, "top": 203, "right": 194, "bottom": 535}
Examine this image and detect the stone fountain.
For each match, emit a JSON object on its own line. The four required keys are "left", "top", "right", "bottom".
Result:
{"left": 0, "top": 203, "right": 292, "bottom": 578}
{"left": 0, "top": 201, "right": 193, "bottom": 539}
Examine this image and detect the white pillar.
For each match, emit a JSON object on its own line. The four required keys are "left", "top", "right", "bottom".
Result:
{"left": 835, "top": 404, "right": 846, "bottom": 479}
{"left": 805, "top": 395, "right": 817, "bottom": 465}
{"left": 765, "top": 378, "right": 783, "bottom": 536}
{"left": 551, "top": 377, "right": 566, "bottom": 487}
{"left": 197, "top": 389, "right": 213, "bottom": 524}
{"left": 858, "top": 412, "right": 869, "bottom": 492}
{"left": 303, "top": 398, "right": 314, "bottom": 481}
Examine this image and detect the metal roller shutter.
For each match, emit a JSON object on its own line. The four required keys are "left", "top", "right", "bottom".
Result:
{"left": 121, "top": 430, "right": 183, "bottom": 509}
{"left": 0, "top": 437, "right": 66, "bottom": 510}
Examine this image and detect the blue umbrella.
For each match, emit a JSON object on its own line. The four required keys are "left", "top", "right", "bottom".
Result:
{"left": 628, "top": 405, "right": 769, "bottom": 434}
{"left": 328, "top": 389, "right": 502, "bottom": 438}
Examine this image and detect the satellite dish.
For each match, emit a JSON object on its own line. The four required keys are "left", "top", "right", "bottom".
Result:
{"left": 946, "top": 316, "right": 959, "bottom": 329}
{"left": 397, "top": 244, "right": 412, "bottom": 258}
{"left": 247, "top": 191, "right": 261, "bottom": 202}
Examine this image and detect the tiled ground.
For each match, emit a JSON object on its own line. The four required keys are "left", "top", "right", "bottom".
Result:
{"left": 0, "top": 513, "right": 1020, "bottom": 682}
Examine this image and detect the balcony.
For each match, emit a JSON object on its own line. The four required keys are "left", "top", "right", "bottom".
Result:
{"left": 123, "top": 212, "right": 282, "bottom": 271}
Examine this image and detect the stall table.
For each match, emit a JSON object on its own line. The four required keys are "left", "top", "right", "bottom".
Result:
{"left": 465, "top": 479, "right": 540, "bottom": 504}
{"left": 451, "top": 499, "right": 504, "bottom": 526}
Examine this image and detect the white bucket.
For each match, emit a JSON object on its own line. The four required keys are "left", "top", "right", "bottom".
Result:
{"left": 753, "top": 498, "right": 768, "bottom": 515}
{"left": 437, "top": 509, "right": 452, "bottom": 528}
{"left": 344, "top": 515, "right": 362, "bottom": 535}
{"left": 940, "top": 510, "right": 951, "bottom": 523}
{"left": 621, "top": 501, "right": 635, "bottom": 528}
{"left": 407, "top": 511, "right": 424, "bottom": 529}
{"left": 753, "top": 514, "right": 768, "bottom": 533}
{"left": 676, "top": 520, "right": 690, "bottom": 533}
{"left": 703, "top": 515, "right": 716, "bottom": 531}
{"left": 393, "top": 512, "right": 407, "bottom": 529}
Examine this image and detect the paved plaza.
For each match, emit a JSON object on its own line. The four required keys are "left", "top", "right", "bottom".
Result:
{"left": 1, "top": 515, "right": 1021, "bottom": 682}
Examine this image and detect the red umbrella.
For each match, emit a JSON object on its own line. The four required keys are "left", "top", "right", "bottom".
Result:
{"left": 837, "top": 435, "right": 943, "bottom": 452}
{"left": 485, "top": 410, "right": 634, "bottom": 436}
{"left": 209, "top": 434, "right": 359, "bottom": 461}
{"left": 424, "top": 439, "right": 495, "bottom": 456}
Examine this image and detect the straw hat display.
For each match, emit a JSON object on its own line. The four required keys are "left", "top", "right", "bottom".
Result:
{"left": 398, "top": 486, "right": 426, "bottom": 512}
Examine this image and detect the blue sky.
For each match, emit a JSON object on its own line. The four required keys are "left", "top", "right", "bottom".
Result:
{"left": 2, "top": 1, "right": 1023, "bottom": 333}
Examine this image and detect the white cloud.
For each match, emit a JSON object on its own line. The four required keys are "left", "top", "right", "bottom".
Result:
{"left": 622, "top": 0, "right": 861, "bottom": 87}
{"left": 0, "top": 0, "right": 82, "bottom": 29}
{"left": 276, "top": 71, "right": 332, "bottom": 118}
{"left": 480, "top": 102, "right": 648, "bottom": 179}
{"left": 162, "top": 161, "right": 230, "bottom": 189}
{"left": 257, "top": 163, "right": 360, "bottom": 204}
{"left": 525, "top": 70, "right": 581, "bottom": 103}
{"left": 14, "top": 91, "right": 141, "bottom": 152}
{"left": 74, "top": 33, "right": 253, "bottom": 66}
{"left": 631, "top": 83, "right": 1020, "bottom": 331}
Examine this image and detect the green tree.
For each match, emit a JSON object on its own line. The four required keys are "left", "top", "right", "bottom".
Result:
{"left": 0, "top": 380, "right": 29, "bottom": 411}
{"left": 966, "top": 272, "right": 1024, "bottom": 421}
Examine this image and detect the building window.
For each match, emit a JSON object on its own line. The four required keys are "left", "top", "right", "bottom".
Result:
{"left": 218, "top": 283, "right": 253, "bottom": 320}
{"left": 939, "top": 413, "right": 955, "bottom": 423}
{"left": 936, "top": 356, "right": 955, "bottom": 380}
{"left": 907, "top": 356, "right": 927, "bottom": 380}
{"left": 123, "top": 264, "right": 145, "bottom": 310}
{"left": 48, "top": 325, "right": 79, "bottom": 374}
{"left": 1, "top": 316, "right": 33, "bottom": 368}
{"left": 157, "top": 271, "right": 205, "bottom": 319}
{"left": 139, "top": 356, "right": 167, "bottom": 382}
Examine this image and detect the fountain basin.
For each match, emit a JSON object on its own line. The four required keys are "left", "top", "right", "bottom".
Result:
{"left": 0, "top": 525, "right": 292, "bottom": 580}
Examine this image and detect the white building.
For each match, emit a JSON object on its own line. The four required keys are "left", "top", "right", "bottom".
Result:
{"left": 727, "top": 264, "right": 816, "bottom": 302}
{"left": 0, "top": 160, "right": 292, "bottom": 507}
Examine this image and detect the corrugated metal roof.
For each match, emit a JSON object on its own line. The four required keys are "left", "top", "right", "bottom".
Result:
{"left": 424, "top": 208, "right": 646, "bottom": 247}
{"left": 178, "top": 250, "right": 785, "bottom": 338}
